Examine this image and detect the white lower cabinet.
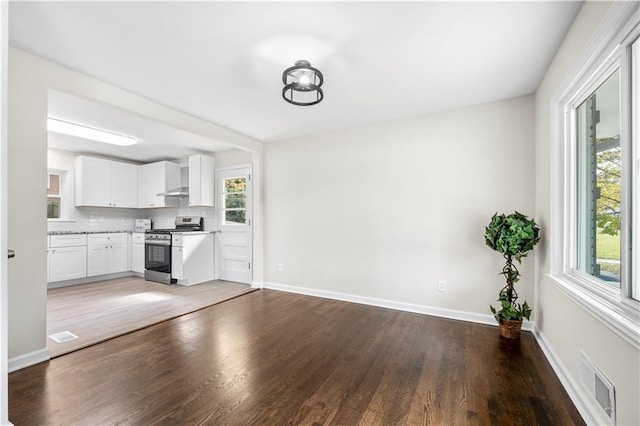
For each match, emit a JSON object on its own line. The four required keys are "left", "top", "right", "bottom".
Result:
{"left": 48, "top": 246, "right": 87, "bottom": 282}
{"left": 131, "top": 232, "right": 145, "bottom": 273}
{"left": 171, "top": 233, "right": 214, "bottom": 285}
{"left": 171, "top": 246, "right": 184, "bottom": 280}
{"left": 87, "top": 233, "right": 128, "bottom": 277}
{"left": 48, "top": 234, "right": 87, "bottom": 283}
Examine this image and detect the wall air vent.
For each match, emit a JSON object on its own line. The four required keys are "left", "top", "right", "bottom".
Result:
{"left": 580, "top": 352, "right": 616, "bottom": 425}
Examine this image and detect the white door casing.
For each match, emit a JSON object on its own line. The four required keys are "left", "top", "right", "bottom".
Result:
{"left": 217, "top": 166, "right": 252, "bottom": 284}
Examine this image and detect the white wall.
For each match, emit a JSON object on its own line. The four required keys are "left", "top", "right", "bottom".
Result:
{"left": 264, "top": 95, "right": 535, "bottom": 319}
{"left": 8, "top": 48, "right": 49, "bottom": 364}
{"left": 215, "top": 149, "right": 253, "bottom": 168}
{"left": 534, "top": 2, "right": 639, "bottom": 425}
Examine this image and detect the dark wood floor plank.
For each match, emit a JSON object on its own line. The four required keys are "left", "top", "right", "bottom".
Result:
{"left": 9, "top": 289, "right": 585, "bottom": 425}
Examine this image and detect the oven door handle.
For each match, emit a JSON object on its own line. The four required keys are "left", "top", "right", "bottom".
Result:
{"left": 145, "top": 240, "right": 171, "bottom": 246}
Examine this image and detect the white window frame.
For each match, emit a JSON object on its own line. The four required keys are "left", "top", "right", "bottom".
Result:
{"left": 549, "top": 3, "right": 640, "bottom": 349}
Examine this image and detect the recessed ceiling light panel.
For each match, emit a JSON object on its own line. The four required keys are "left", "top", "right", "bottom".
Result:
{"left": 47, "top": 118, "right": 137, "bottom": 146}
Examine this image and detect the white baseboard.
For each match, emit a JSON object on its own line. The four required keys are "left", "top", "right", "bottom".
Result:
{"left": 251, "top": 281, "right": 264, "bottom": 289}
{"left": 8, "top": 348, "right": 50, "bottom": 373}
{"left": 532, "top": 326, "right": 604, "bottom": 426}
{"left": 262, "top": 281, "right": 533, "bottom": 331}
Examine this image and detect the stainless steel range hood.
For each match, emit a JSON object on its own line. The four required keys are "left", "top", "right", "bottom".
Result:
{"left": 157, "top": 186, "right": 189, "bottom": 197}
{"left": 157, "top": 166, "right": 190, "bottom": 197}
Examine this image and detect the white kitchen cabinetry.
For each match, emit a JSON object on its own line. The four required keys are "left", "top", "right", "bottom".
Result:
{"left": 131, "top": 232, "right": 145, "bottom": 274}
{"left": 188, "top": 154, "right": 215, "bottom": 207}
{"left": 87, "top": 233, "right": 128, "bottom": 277}
{"left": 139, "top": 161, "right": 180, "bottom": 208}
{"left": 47, "top": 234, "right": 87, "bottom": 282}
{"left": 171, "top": 233, "right": 214, "bottom": 286}
{"left": 74, "top": 156, "right": 138, "bottom": 208}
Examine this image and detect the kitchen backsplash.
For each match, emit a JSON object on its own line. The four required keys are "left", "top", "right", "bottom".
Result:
{"left": 48, "top": 199, "right": 217, "bottom": 233}
{"left": 48, "top": 207, "right": 142, "bottom": 233}
{"left": 147, "top": 199, "right": 217, "bottom": 231}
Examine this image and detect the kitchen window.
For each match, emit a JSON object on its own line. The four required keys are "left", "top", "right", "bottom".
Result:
{"left": 47, "top": 169, "right": 73, "bottom": 221}
{"left": 551, "top": 5, "right": 639, "bottom": 347}
{"left": 47, "top": 172, "right": 62, "bottom": 219}
{"left": 221, "top": 176, "right": 247, "bottom": 225}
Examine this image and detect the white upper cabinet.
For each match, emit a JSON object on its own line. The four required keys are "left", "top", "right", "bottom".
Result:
{"left": 74, "top": 156, "right": 138, "bottom": 208}
{"left": 188, "top": 154, "right": 215, "bottom": 207}
{"left": 138, "top": 161, "right": 180, "bottom": 208}
{"left": 110, "top": 161, "right": 139, "bottom": 207}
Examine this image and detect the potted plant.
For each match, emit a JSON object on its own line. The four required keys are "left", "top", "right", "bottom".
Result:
{"left": 485, "top": 211, "right": 541, "bottom": 339}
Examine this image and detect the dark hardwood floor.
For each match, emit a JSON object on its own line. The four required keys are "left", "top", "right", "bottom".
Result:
{"left": 9, "top": 290, "right": 584, "bottom": 425}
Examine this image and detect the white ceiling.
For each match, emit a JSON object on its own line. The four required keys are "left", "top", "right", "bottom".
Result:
{"left": 10, "top": 1, "right": 582, "bottom": 151}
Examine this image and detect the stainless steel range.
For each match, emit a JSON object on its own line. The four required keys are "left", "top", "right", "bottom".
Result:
{"left": 144, "top": 216, "right": 204, "bottom": 284}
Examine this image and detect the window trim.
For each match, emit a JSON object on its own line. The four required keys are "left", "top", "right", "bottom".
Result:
{"left": 549, "top": 2, "right": 640, "bottom": 349}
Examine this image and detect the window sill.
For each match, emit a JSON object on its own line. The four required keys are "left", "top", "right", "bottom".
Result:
{"left": 47, "top": 219, "right": 76, "bottom": 223}
{"left": 546, "top": 273, "right": 640, "bottom": 349}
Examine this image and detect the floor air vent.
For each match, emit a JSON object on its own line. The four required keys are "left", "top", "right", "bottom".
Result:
{"left": 580, "top": 352, "right": 615, "bottom": 425}
{"left": 49, "top": 331, "right": 79, "bottom": 343}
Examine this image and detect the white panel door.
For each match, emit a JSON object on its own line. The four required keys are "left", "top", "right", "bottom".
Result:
{"left": 217, "top": 166, "right": 252, "bottom": 284}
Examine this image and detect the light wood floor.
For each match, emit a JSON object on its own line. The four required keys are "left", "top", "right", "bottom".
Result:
{"left": 11, "top": 290, "right": 584, "bottom": 425}
{"left": 47, "top": 277, "right": 255, "bottom": 357}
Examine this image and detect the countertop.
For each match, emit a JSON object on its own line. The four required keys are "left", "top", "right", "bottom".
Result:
{"left": 171, "top": 231, "right": 217, "bottom": 235}
{"left": 47, "top": 230, "right": 133, "bottom": 235}
{"left": 48, "top": 230, "right": 218, "bottom": 235}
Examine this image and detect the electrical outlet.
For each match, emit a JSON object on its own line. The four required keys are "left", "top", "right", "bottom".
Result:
{"left": 277, "top": 262, "right": 283, "bottom": 272}
{"left": 437, "top": 280, "right": 446, "bottom": 292}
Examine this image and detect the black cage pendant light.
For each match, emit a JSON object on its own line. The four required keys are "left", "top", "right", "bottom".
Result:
{"left": 282, "top": 60, "right": 324, "bottom": 106}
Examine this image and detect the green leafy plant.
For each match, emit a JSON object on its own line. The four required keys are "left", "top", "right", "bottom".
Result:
{"left": 485, "top": 211, "right": 540, "bottom": 322}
